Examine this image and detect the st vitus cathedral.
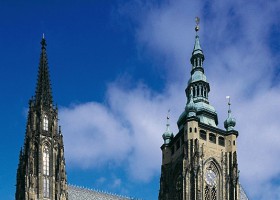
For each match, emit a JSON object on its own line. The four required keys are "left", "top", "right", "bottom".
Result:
{"left": 158, "top": 19, "right": 248, "bottom": 200}
{"left": 15, "top": 18, "right": 248, "bottom": 200}
{"left": 16, "top": 37, "right": 68, "bottom": 200}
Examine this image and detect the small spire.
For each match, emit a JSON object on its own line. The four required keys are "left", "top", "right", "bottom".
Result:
{"left": 192, "top": 17, "right": 203, "bottom": 57}
{"left": 224, "top": 96, "right": 236, "bottom": 131}
{"left": 186, "top": 86, "right": 197, "bottom": 117}
{"left": 162, "top": 109, "right": 173, "bottom": 145}
{"left": 42, "top": 33, "right": 45, "bottom": 39}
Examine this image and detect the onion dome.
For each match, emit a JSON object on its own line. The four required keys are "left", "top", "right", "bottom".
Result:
{"left": 224, "top": 96, "right": 236, "bottom": 131}
{"left": 162, "top": 112, "right": 173, "bottom": 145}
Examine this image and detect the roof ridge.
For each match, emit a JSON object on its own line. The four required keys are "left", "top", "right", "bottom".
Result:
{"left": 68, "top": 184, "right": 142, "bottom": 199}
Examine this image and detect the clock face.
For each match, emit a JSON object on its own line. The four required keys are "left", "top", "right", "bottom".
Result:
{"left": 205, "top": 169, "right": 217, "bottom": 186}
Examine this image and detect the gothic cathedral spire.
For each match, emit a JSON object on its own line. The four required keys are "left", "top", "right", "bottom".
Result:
{"left": 35, "top": 37, "right": 53, "bottom": 108}
{"left": 158, "top": 18, "right": 245, "bottom": 200}
{"left": 16, "top": 37, "right": 68, "bottom": 200}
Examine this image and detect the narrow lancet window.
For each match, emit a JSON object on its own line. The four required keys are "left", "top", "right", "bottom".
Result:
{"left": 43, "top": 114, "right": 48, "bottom": 131}
{"left": 43, "top": 177, "right": 50, "bottom": 198}
{"left": 43, "top": 146, "right": 50, "bottom": 197}
{"left": 43, "top": 146, "right": 49, "bottom": 175}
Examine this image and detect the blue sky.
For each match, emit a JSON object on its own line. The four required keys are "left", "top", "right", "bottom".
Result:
{"left": 1, "top": 1, "right": 280, "bottom": 199}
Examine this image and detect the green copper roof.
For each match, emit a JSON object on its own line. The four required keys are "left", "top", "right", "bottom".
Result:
{"left": 162, "top": 115, "right": 173, "bottom": 144}
{"left": 224, "top": 99, "right": 236, "bottom": 131}
{"left": 188, "top": 70, "right": 207, "bottom": 84}
{"left": 192, "top": 35, "right": 203, "bottom": 56}
{"left": 178, "top": 28, "right": 219, "bottom": 128}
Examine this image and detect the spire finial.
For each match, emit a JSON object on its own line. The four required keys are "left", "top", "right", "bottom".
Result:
{"left": 41, "top": 34, "right": 47, "bottom": 49}
{"left": 166, "top": 109, "right": 170, "bottom": 128}
{"left": 162, "top": 109, "right": 173, "bottom": 145}
{"left": 195, "top": 17, "right": 200, "bottom": 33}
{"left": 167, "top": 109, "right": 170, "bottom": 119}
{"left": 226, "top": 96, "right": 231, "bottom": 117}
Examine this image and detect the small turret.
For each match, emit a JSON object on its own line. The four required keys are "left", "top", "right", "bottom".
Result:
{"left": 224, "top": 96, "right": 236, "bottom": 131}
{"left": 185, "top": 86, "right": 197, "bottom": 117}
{"left": 162, "top": 111, "right": 173, "bottom": 145}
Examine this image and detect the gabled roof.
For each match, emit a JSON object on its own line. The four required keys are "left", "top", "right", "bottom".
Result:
{"left": 68, "top": 185, "right": 136, "bottom": 200}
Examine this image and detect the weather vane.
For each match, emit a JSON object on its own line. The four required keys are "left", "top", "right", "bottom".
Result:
{"left": 195, "top": 17, "right": 200, "bottom": 32}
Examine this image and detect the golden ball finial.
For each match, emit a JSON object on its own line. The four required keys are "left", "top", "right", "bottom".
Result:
{"left": 195, "top": 17, "right": 200, "bottom": 32}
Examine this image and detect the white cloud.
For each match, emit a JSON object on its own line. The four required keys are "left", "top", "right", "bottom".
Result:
{"left": 60, "top": 102, "right": 132, "bottom": 168}
{"left": 60, "top": 1, "right": 280, "bottom": 199}
{"left": 61, "top": 82, "right": 185, "bottom": 182}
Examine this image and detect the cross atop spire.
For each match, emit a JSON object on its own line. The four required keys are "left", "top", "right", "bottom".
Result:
{"left": 166, "top": 109, "right": 171, "bottom": 132}
{"left": 34, "top": 37, "right": 53, "bottom": 108}
{"left": 226, "top": 96, "right": 232, "bottom": 117}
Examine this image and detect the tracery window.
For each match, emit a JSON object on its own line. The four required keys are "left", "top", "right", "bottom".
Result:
{"left": 43, "top": 147, "right": 49, "bottom": 175}
{"left": 211, "top": 187, "right": 217, "bottom": 200}
{"left": 43, "top": 114, "right": 48, "bottom": 131}
{"left": 43, "top": 177, "right": 50, "bottom": 198}
{"left": 204, "top": 163, "right": 219, "bottom": 200}
{"left": 43, "top": 146, "right": 50, "bottom": 198}
{"left": 205, "top": 186, "right": 210, "bottom": 200}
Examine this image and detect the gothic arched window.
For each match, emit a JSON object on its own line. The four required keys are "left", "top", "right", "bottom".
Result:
{"left": 204, "top": 162, "right": 220, "bottom": 200}
{"left": 43, "top": 146, "right": 50, "bottom": 198}
{"left": 43, "top": 146, "right": 49, "bottom": 175}
{"left": 43, "top": 177, "right": 50, "bottom": 198}
{"left": 43, "top": 114, "right": 48, "bottom": 131}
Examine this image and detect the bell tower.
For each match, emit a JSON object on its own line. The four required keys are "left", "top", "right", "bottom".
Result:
{"left": 16, "top": 36, "right": 68, "bottom": 200}
{"left": 158, "top": 18, "right": 242, "bottom": 200}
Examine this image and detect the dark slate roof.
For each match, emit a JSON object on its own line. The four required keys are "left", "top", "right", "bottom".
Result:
{"left": 240, "top": 184, "right": 249, "bottom": 200}
{"left": 68, "top": 185, "right": 134, "bottom": 200}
